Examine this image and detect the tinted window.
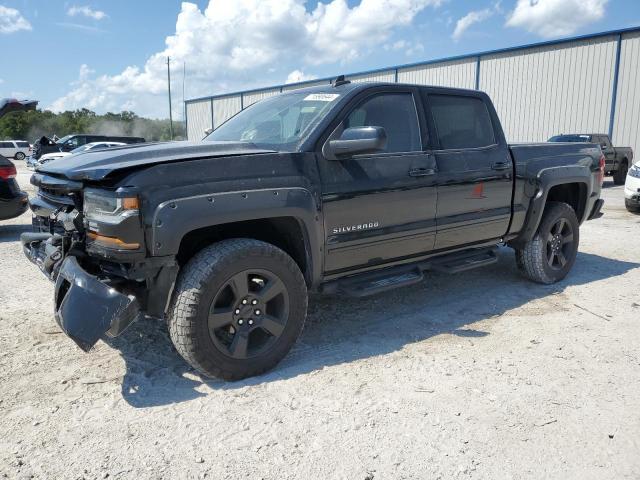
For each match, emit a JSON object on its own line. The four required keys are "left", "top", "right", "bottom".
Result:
{"left": 548, "top": 134, "right": 591, "bottom": 143}
{"left": 345, "top": 93, "right": 421, "bottom": 153}
{"left": 16, "top": 141, "right": 29, "bottom": 148}
{"left": 0, "top": 142, "right": 14, "bottom": 148}
{"left": 429, "top": 95, "right": 495, "bottom": 150}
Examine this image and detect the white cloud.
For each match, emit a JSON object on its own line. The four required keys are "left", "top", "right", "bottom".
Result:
{"left": 0, "top": 5, "right": 32, "bottom": 34}
{"left": 49, "top": 0, "right": 443, "bottom": 117}
{"left": 452, "top": 3, "right": 502, "bottom": 41}
{"left": 285, "top": 70, "right": 318, "bottom": 84}
{"left": 506, "top": 0, "right": 608, "bottom": 38}
{"left": 67, "top": 5, "right": 108, "bottom": 20}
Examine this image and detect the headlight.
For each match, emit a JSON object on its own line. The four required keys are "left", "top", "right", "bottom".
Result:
{"left": 83, "top": 189, "right": 141, "bottom": 250}
{"left": 628, "top": 164, "right": 640, "bottom": 179}
{"left": 84, "top": 190, "right": 139, "bottom": 222}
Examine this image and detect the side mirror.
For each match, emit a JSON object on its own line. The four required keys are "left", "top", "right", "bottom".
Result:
{"left": 327, "top": 126, "right": 387, "bottom": 159}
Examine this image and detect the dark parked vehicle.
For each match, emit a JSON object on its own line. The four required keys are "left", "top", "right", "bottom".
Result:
{"left": 22, "top": 81, "right": 605, "bottom": 380}
{"left": 0, "top": 155, "right": 28, "bottom": 220}
{"left": 549, "top": 133, "right": 633, "bottom": 185}
{"left": 33, "top": 135, "right": 146, "bottom": 160}
{"left": 0, "top": 98, "right": 36, "bottom": 221}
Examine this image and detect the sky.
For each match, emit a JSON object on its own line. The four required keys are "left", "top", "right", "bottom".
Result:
{"left": 1, "top": 0, "right": 639, "bottom": 119}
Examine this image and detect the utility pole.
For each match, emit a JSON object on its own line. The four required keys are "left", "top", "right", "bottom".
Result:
{"left": 167, "top": 56, "right": 174, "bottom": 140}
{"left": 183, "top": 61, "right": 186, "bottom": 138}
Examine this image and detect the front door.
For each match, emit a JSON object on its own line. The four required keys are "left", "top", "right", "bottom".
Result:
{"left": 319, "top": 89, "right": 438, "bottom": 274}
{"left": 425, "top": 92, "right": 513, "bottom": 250}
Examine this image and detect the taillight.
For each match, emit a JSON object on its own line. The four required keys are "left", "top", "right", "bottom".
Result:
{"left": 598, "top": 154, "right": 605, "bottom": 185}
{"left": 0, "top": 165, "right": 17, "bottom": 179}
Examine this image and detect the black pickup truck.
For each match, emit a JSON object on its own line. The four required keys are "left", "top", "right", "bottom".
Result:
{"left": 21, "top": 81, "right": 605, "bottom": 380}
{"left": 549, "top": 133, "right": 633, "bottom": 185}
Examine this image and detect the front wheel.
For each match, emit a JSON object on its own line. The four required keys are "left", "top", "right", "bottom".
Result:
{"left": 168, "top": 239, "right": 308, "bottom": 380}
{"left": 15, "top": 152, "right": 25, "bottom": 160}
{"left": 515, "top": 201, "right": 580, "bottom": 284}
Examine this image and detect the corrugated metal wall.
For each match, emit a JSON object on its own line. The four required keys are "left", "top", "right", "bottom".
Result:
{"left": 282, "top": 80, "right": 330, "bottom": 92}
{"left": 398, "top": 58, "right": 476, "bottom": 89}
{"left": 612, "top": 31, "right": 640, "bottom": 163}
{"left": 243, "top": 88, "right": 281, "bottom": 108}
{"left": 186, "top": 27, "right": 640, "bottom": 157}
{"left": 213, "top": 95, "right": 242, "bottom": 129}
{"left": 347, "top": 70, "right": 396, "bottom": 83}
{"left": 186, "top": 100, "right": 212, "bottom": 141}
{"left": 481, "top": 35, "right": 618, "bottom": 142}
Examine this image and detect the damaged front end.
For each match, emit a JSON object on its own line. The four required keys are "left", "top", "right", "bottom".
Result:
{"left": 21, "top": 173, "right": 142, "bottom": 351}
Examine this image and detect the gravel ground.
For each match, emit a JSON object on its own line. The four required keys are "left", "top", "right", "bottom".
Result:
{"left": 1, "top": 162, "right": 639, "bottom": 480}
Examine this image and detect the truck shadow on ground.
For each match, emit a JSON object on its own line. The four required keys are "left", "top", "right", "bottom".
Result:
{"left": 107, "top": 247, "right": 639, "bottom": 408}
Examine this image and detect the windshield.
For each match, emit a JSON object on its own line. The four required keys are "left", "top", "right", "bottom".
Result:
{"left": 204, "top": 91, "right": 342, "bottom": 151}
{"left": 71, "top": 145, "right": 92, "bottom": 154}
{"left": 548, "top": 134, "right": 591, "bottom": 142}
{"left": 57, "top": 135, "right": 73, "bottom": 144}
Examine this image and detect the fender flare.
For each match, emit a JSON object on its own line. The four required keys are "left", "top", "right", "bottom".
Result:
{"left": 149, "top": 187, "right": 323, "bottom": 285}
{"left": 511, "top": 165, "right": 592, "bottom": 247}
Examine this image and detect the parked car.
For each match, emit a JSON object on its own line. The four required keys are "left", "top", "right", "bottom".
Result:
{"left": 21, "top": 81, "right": 604, "bottom": 380}
{"left": 624, "top": 161, "right": 640, "bottom": 213}
{"left": 0, "top": 140, "right": 31, "bottom": 160}
{"left": 0, "top": 98, "right": 36, "bottom": 221}
{"left": 0, "top": 155, "right": 28, "bottom": 221}
{"left": 55, "top": 134, "right": 145, "bottom": 152}
{"left": 548, "top": 133, "right": 633, "bottom": 185}
{"left": 32, "top": 135, "right": 146, "bottom": 161}
{"left": 37, "top": 141, "right": 127, "bottom": 166}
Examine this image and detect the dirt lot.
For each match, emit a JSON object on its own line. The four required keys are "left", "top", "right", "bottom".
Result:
{"left": 1, "top": 161, "right": 639, "bottom": 480}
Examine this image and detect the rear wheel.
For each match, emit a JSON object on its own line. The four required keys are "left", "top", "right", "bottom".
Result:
{"left": 15, "top": 152, "right": 25, "bottom": 160}
{"left": 168, "top": 239, "right": 308, "bottom": 380}
{"left": 613, "top": 161, "right": 628, "bottom": 185}
{"left": 515, "top": 201, "right": 579, "bottom": 284}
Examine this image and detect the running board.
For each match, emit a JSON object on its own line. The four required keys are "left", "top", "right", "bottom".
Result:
{"left": 338, "top": 269, "right": 424, "bottom": 298}
{"left": 324, "top": 247, "right": 499, "bottom": 298}
{"left": 430, "top": 248, "right": 498, "bottom": 274}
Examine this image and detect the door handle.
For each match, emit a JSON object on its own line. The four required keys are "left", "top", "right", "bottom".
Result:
{"left": 491, "top": 161, "right": 510, "bottom": 171}
{"left": 409, "top": 168, "right": 435, "bottom": 177}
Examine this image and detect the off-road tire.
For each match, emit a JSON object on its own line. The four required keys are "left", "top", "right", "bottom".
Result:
{"left": 613, "top": 161, "right": 628, "bottom": 185}
{"left": 167, "top": 239, "right": 308, "bottom": 380}
{"left": 515, "top": 201, "right": 579, "bottom": 284}
{"left": 15, "top": 152, "right": 25, "bottom": 160}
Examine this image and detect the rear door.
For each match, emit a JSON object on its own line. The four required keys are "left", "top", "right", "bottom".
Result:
{"left": 0, "top": 142, "right": 13, "bottom": 157}
{"left": 424, "top": 90, "right": 513, "bottom": 250}
{"left": 319, "top": 87, "right": 438, "bottom": 274}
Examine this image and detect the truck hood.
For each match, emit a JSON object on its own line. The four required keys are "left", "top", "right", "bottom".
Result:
{"left": 37, "top": 141, "right": 276, "bottom": 181}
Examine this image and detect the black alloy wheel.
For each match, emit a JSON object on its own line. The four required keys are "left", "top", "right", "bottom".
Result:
{"left": 208, "top": 269, "right": 289, "bottom": 360}
{"left": 545, "top": 217, "right": 574, "bottom": 270}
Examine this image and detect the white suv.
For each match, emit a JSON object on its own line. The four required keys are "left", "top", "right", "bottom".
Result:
{"left": 624, "top": 162, "right": 640, "bottom": 213}
{"left": 0, "top": 140, "right": 31, "bottom": 160}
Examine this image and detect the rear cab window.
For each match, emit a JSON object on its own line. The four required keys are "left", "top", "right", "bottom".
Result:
{"left": 428, "top": 94, "right": 495, "bottom": 150}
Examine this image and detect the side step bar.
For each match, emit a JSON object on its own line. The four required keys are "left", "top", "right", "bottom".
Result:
{"left": 431, "top": 248, "right": 497, "bottom": 274}
{"left": 324, "top": 247, "right": 498, "bottom": 298}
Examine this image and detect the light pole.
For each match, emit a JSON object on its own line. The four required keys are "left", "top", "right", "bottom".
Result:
{"left": 167, "top": 56, "right": 174, "bottom": 140}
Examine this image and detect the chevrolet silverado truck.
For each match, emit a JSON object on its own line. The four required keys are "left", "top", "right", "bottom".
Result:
{"left": 549, "top": 133, "right": 633, "bottom": 185}
{"left": 21, "top": 80, "right": 605, "bottom": 380}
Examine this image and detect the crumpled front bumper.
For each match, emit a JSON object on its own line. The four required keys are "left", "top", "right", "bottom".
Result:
{"left": 21, "top": 233, "right": 140, "bottom": 351}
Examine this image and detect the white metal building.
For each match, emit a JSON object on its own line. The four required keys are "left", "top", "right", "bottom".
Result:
{"left": 185, "top": 26, "right": 640, "bottom": 158}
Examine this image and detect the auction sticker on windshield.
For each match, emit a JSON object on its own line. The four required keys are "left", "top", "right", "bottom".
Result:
{"left": 304, "top": 93, "right": 340, "bottom": 102}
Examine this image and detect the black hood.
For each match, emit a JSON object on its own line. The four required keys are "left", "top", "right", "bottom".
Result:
{"left": 38, "top": 141, "right": 275, "bottom": 181}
